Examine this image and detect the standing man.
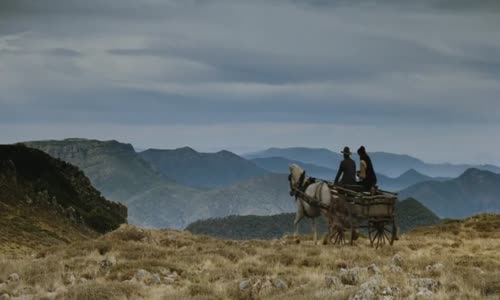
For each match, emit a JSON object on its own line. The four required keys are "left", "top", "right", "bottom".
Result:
{"left": 357, "top": 146, "right": 378, "bottom": 192}
{"left": 334, "top": 146, "right": 356, "bottom": 185}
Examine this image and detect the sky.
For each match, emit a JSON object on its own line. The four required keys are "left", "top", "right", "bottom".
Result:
{"left": 1, "top": 0, "right": 500, "bottom": 164}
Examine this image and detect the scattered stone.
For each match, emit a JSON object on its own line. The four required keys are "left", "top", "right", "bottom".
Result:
{"left": 425, "top": 263, "right": 445, "bottom": 273}
{"left": 411, "top": 278, "right": 440, "bottom": 292}
{"left": 7, "top": 273, "right": 19, "bottom": 283}
{"left": 261, "top": 279, "right": 273, "bottom": 291}
{"left": 100, "top": 256, "right": 116, "bottom": 269}
{"left": 415, "top": 287, "right": 433, "bottom": 298}
{"left": 368, "top": 264, "right": 381, "bottom": 276}
{"left": 349, "top": 276, "right": 382, "bottom": 300}
{"left": 391, "top": 254, "right": 403, "bottom": 267}
{"left": 0, "top": 294, "right": 9, "bottom": 300}
{"left": 339, "top": 268, "right": 360, "bottom": 285}
{"left": 390, "top": 264, "right": 402, "bottom": 273}
{"left": 135, "top": 269, "right": 151, "bottom": 282}
{"left": 253, "top": 279, "right": 262, "bottom": 290}
{"left": 325, "top": 275, "right": 342, "bottom": 289}
{"left": 389, "top": 254, "right": 404, "bottom": 272}
{"left": 274, "top": 279, "right": 288, "bottom": 290}
{"left": 163, "top": 277, "right": 175, "bottom": 284}
{"left": 239, "top": 280, "right": 251, "bottom": 291}
{"left": 151, "top": 274, "right": 161, "bottom": 285}
{"left": 63, "top": 273, "right": 76, "bottom": 285}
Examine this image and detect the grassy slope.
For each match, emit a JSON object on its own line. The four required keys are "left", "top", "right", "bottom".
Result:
{"left": 0, "top": 145, "right": 127, "bottom": 254}
{"left": 1, "top": 214, "right": 499, "bottom": 299}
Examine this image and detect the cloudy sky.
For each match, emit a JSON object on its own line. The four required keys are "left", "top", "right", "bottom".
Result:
{"left": 1, "top": 0, "right": 500, "bottom": 164}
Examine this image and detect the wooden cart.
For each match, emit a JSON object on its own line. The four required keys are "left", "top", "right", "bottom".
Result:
{"left": 325, "top": 184, "right": 398, "bottom": 249}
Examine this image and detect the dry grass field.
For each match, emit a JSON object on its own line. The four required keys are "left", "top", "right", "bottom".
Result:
{"left": 1, "top": 214, "right": 499, "bottom": 300}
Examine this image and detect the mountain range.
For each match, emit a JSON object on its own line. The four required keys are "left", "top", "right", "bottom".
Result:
{"left": 246, "top": 147, "right": 500, "bottom": 178}
{"left": 400, "top": 168, "right": 500, "bottom": 218}
{"left": 0, "top": 144, "right": 127, "bottom": 252}
{"left": 25, "top": 139, "right": 293, "bottom": 229}
{"left": 23, "top": 139, "right": 500, "bottom": 228}
{"left": 139, "top": 147, "right": 269, "bottom": 188}
{"left": 251, "top": 156, "right": 447, "bottom": 191}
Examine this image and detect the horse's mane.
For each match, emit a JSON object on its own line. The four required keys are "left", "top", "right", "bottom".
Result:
{"left": 290, "top": 163, "right": 305, "bottom": 179}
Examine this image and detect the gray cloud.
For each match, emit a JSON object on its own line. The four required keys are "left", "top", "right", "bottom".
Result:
{"left": 47, "top": 48, "right": 82, "bottom": 57}
{"left": 1, "top": 0, "right": 500, "bottom": 164}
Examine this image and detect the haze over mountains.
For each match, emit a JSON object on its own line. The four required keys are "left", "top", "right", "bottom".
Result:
{"left": 251, "top": 156, "right": 448, "bottom": 191}
{"left": 21, "top": 138, "right": 500, "bottom": 230}
{"left": 139, "top": 147, "right": 269, "bottom": 188}
{"left": 246, "top": 147, "right": 500, "bottom": 178}
{"left": 399, "top": 168, "right": 500, "bottom": 218}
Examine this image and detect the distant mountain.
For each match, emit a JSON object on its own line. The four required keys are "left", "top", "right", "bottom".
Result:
{"left": 399, "top": 168, "right": 500, "bottom": 218}
{"left": 0, "top": 144, "right": 127, "bottom": 252}
{"left": 24, "top": 139, "right": 295, "bottom": 229}
{"left": 245, "top": 147, "right": 500, "bottom": 177}
{"left": 186, "top": 198, "right": 440, "bottom": 239}
{"left": 252, "top": 157, "right": 446, "bottom": 192}
{"left": 24, "top": 139, "right": 201, "bottom": 229}
{"left": 139, "top": 147, "right": 269, "bottom": 188}
{"left": 251, "top": 157, "right": 338, "bottom": 179}
{"left": 25, "top": 139, "right": 170, "bottom": 202}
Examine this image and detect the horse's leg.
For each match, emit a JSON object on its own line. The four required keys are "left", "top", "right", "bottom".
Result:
{"left": 294, "top": 203, "right": 304, "bottom": 240}
{"left": 311, "top": 218, "right": 317, "bottom": 245}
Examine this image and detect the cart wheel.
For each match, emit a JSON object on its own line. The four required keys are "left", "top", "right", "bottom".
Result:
{"left": 330, "top": 226, "right": 346, "bottom": 245}
{"left": 369, "top": 220, "right": 396, "bottom": 249}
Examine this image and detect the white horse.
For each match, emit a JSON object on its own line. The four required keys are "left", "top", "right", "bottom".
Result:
{"left": 288, "top": 164, "right": 332, "bottom": 244}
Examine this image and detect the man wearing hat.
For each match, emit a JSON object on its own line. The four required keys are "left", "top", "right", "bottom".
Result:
{"left": 334, "top": 146, "right": 356, "bottom": 185}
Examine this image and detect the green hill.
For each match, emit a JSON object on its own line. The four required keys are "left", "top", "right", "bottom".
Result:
{"left": 186, "top": 198, "right": 440, "bottom": 239}
{"left": 0, "top": 144, "right": 127, "bottom": 253}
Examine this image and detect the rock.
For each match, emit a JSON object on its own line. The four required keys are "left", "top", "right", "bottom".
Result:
{"left": 151, "top": 274, "right": 161, "bottom": 285}
{"left": 100, "top": 256, "right": 116, "bottom": 269}
{"left": 368, "top": 264, "right": 381, "bottom": 276}
{"left": 7, "top": 273, "right": 19, "bottom": 282}
{"left": 390, "top": 264, "right": 402, "bottom": 273}
{"left": 349, "top": 277, "right": 382, "bottom": 300}
{"left": 274, "top": 279, "right": 288, "bottom": 290}
{"left": 339, "top": 268, "right": 360, "bottom": 285}
{"left": 135, "top": 269, "right": 151, "bottom": 282}
{"left": 261, "top": 279, "right": 273, "bottom": 290}
{"left": 391, "top": 254, "right": 403, "bottom": 267}
{"left": 425, "top": 263, "right": 445, "bottom": 273}
{"left": 252, "top": 279, "right": 262, "bottom": 289}
{"left": 415, "top": 287, "right": 433, "bottom": 298}
{"left": 411, "top": 278, "right": 440, "bottom": 292}
{"left": 325, "top": 275, "right": 342, "bottom": 288}
{"left": 63, "top": 273, "right": 76, "bottom": 285}
{"left": 239, "top": 280, "right": 252, "bottom": 291}
{"left": 0, "top": 294, "right": 9, "bottom": 300}
{"left": 164, "top": 277, "right": 175, "bottom": 284}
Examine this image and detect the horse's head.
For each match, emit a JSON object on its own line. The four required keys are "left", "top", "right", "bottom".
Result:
{"left": 288, "top": 164, "right": 306, "bottom": 197}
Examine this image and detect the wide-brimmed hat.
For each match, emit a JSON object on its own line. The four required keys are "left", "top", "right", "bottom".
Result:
{"left": 341, "top": 146, "right": 352, "bottom": 155}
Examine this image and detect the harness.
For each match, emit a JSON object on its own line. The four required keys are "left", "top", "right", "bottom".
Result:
{"left": 289, "top": 172, "right": 329, "bottom": 210}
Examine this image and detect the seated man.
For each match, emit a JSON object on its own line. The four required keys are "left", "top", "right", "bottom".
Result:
{"left": 357, "top": 146, "right": 378, "bottom": 192}
{"left": 334, "top": 146, "right": 356, "bottom": 185}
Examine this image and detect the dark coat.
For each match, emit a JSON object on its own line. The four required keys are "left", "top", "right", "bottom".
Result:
{"left": 360, "top": 154, "right": 377, "bottom": 188}
{"left": 334, "top": 157, "right": 356, "bottom": 185}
